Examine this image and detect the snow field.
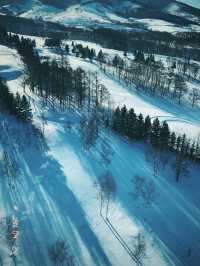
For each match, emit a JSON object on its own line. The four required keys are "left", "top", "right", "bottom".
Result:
{"left": 0, "top": 40, "right": 200, "bottom": 266}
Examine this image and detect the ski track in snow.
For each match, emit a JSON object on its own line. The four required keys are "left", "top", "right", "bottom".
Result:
{"left": 0, "top": 42, "right": 200, "bottom": 266}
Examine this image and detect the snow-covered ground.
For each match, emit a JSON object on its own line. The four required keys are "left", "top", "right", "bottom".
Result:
{"left": 132, "top": 18, "right": 200, "bottom": 33}
{"left": 3, "top": 36, "right": 200, "bottom": 141}
{"left": 0, "top": 41, "right": 200, "bottom": 266}
{"left": 14, "top": 0, "right": 200, "bottom": 33}
{"left": 18, "top": 1, "right": 132, "bottom": 30}
{"left": 30, "top": 37, "right": 200, "bottom": 141}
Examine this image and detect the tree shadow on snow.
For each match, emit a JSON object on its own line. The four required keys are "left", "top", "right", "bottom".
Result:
{"left": 0, "top": 119, "right": 111, "bottom": 266}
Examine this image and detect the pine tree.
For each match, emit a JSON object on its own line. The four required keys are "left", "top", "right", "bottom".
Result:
{"left": 97, "top": 50, "right": 105, "bottom": 64}
{"left": 20, "top": 95, "right": 32, "bottom": 122}
{"left": 189, "top": 142, "right": 195, "bottom": 160}
{"left": 112, "top": 107, "right": 121, "bottom": 132}
{"left": 151, "top": 118, "right": 161, "bottom": 147}
{"left": 65, "top": 44, "right": 70, "bottom": 54}
{"left": 195, "top": 143, "right": 200, "bottom": 162}
{"left": 176, "top": 136, "right": 181, "bottom": 152}
{"left": 135, "top": 51, "right": 145, "bottom": 63}
{"left": 169, "top": 132, "right": 176, "bottom": 150}
{"left": 144, "top": 115, "right": 151, "bottom": 139}
{"left": 113, "top": 55, "right": 119, "bottom": 67}
{"left": 127, "top": 108, "right": 137, "bottom": 139}
{"left": 180, "top": 134, "right": 186, "bottom": 154}
{"left": 120, "top": 105, "right": 128, "bottom": 135}
{"left": 88, "top": 49, "right": 96, "bottom": 61}
{"left": 136, "top": 113, "right": 145, "bottom": 140}
{"left": 160, "top": 121, "right": 170, "bottom": 150}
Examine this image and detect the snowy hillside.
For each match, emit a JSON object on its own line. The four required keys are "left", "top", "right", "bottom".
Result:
{"left": 26, "top": 36, "right": 200, "bottom": 140}
{"left": 0, "top": 0, "right": 200, "bottom": 261}
{"left": 0, "top": 29, "right": 200, "bottom": 266}
{"left": 0, "top": 0, "right": 200, "bottom": 33}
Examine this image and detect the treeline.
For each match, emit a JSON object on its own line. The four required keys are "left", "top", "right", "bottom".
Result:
{"left": 0, "top": 27, "right": 110, "bottom": 113}
{"left": 71, "top": 42, "right": 96, "bottom": 60}
{"left": 92, "top": 28, "right": 200, "bottom": 62}
{"left": 1, "top": 14, "right": 200, "bottom": 61}
{"left": 95, "top": 49, "right": 200, "bottom": 107}
{"left": 68, "top": 42, "right": 199, "bottom": 107}
{"left": 111, "top": 105, "right": 200, "bottom": 163}
{"left": 0, "top": 78, "right": 32, "bottom": 122}
{"left": 44, "top": 37, "right": 62, "bottom": 47}
{"left": 109, "top": 52, "right": 187, "bottom": 104}
{"left": 1, "top": 25, "right": 200, "bottom": 171}
{"left": 17, "top": 38, "right": 109, "bottom": 111}
{"left": 0, "top": 25, "right": 110, "bottom": 150}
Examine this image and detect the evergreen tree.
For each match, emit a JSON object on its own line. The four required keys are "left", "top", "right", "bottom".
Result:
{"left": 136, "top": 113, "right": 145, "bottom": 140}
{"left": 65, "top": 44, "right": 70, "bottom": 54}
{"left": 112, "top": 107, "right": 121, "bottom": 132}
{"left": 88, "top": 49, "right": 96, "bottom": 61}
{"left": 169, "top": 132, "right": 176, "bottom": 150}
{"left": 135, "top": 51, "right": 145, "bottom": 63}
{"left": 144, "top": 115, "right": 151, "bottom": 139}
{"left": 120, "top": 105, "right": 128, "bottom": 135}
{"left": 97, "top": 50, "right": 105, "bottom": 64}
{"left": 160, "top": 121, "right": 170, "bottom": 150}
{"left": 127, "top": 108, "right": 137, "bottom": 139}
{"left": 20, "top": 95, "right": 32, "bottom": 122}
{"left": 180, "top": 134, "right": 186, "bottom": 153}
{"left": 151, "top": 118, "right": 161, "bottom": 147}
{"left": 176, "top": 136, "right": 181, "bottom": 152}
{"left": 195, "top": 143, "right": 200, "bottom": 162}
{"left": 190, "top": 142, "right": 196, "bottom": 160}
{"left": 113, "top": 55, "right": 119, "bottom": 67}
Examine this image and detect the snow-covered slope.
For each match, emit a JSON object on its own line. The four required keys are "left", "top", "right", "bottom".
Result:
{"left": 1, "top": 41, "right": 200, "bottom": 266}
{"left": 0, "top": 0, "right": 200, "bottom": 32}
{"left": 26, "top": 36, "right": 200, "bottom": 140}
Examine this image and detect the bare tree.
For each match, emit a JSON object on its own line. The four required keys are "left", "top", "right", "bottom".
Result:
{"left": 48, "top": 239, "right": 74, "bottom": 266}
{"left": 132, "top": 233, "right": 147, "bottom": 266}
{"left": 133, "top": 175, "right": 155, "bottom": 206}
{"left": 100, "top": 140, "right": 114, "bottom": 168}
{"left": 98, "top": 171, "right": 116, "bottom": 218}
{"left": 174, "top": 75, "right": 188, "bottom": 104}
{"left": 80, "top": 114, "right": 98, "bottom": 149}
{"left": 175, "top": 153, "right": 189, "bottom": 182}
{"left": 145, "top": 148, "right": 161, "bottom": 177}
{"left": 189, "top": 88, "right": 200, "bottom": 108}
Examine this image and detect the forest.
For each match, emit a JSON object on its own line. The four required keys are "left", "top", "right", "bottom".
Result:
{"left": 0, "top": 25, "right": 200, "bottom": 183}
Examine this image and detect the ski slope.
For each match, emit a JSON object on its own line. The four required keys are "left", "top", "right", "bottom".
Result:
{"left": 0, "top": 43, "right": 200, "bottom": 266}
{"left": 33, "top": 38, "right": 200, "bottom": 141}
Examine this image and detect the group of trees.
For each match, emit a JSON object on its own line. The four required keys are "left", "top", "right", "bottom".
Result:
{"left": 71, "top": 42, "right": 96, "bottom": 60}
{"left": 111, "top": 106, "right": 200, "bottom": 164}
{"left": 175, "top": 58, "right": 200, "bottom": 81}
{"left": 44, "top": 37, "right": 62, "bottom": 47}
{"left": 64, "top": 41, "right": 105, "bottom": 64}
{"left": 8, "top": 35, "right": 110, "bottom": 114}
{"left": 68, "top": 42, "right": 199, "bottom": 108}
{"left": 1, "top": 25, "right": 199, "bottom": 177}
{"left": 0, "top": 78, "right": 32, "bottom": 122}
{"left": 110, "top": 52, "right": 172, "bottom": 98}
{"left": 105, "top": 50, "right": 199, "bottom": 107}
